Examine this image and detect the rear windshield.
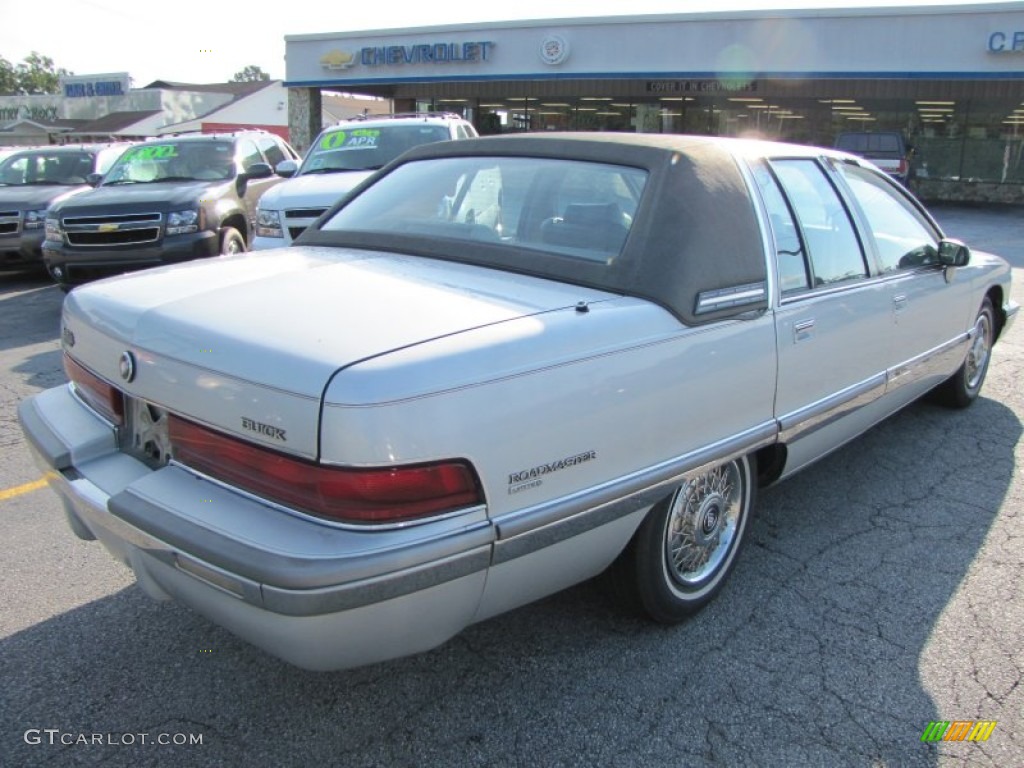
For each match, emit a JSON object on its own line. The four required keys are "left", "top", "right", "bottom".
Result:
{"left": 300, "top": 124, "right": 451, "bottom": 175}
{"left": 319, "top": 156, "right": 648, "bottom": 264}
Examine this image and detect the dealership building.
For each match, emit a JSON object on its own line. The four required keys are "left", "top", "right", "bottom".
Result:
{"left": 284, "top": 2, "right": 1024, "bottom": 201}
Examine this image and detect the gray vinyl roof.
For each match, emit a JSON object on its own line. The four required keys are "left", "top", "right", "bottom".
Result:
{"left": 301, "top": 133, "right": 781, "bottom": 325}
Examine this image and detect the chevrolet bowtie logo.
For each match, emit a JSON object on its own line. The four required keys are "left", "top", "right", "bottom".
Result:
{"left": 98, "top": 223, "right": 119, "bottom": 232}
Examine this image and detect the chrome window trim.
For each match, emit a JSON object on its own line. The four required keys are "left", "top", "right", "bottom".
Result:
{"left": 776, "top": 268, "right": 930, "bottom": 306}
{"left": 735, "top": 155, "right": 780, "bottom": 306}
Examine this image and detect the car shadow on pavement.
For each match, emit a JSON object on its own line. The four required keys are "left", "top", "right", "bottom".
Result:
{"left": 0, "top": 271, "right": 61, "bottom": 354}
{"left": 0, "top": 397, "right": 1019, "bottom": 768}
{"left": 11, "top": 348, "right": 65, "bottom": 392}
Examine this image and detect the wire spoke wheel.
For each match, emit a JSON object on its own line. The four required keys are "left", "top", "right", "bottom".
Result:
{"left": 930, "top": 297, "right": 995, "bottom": 409}
{"left": 616, "top": 454, "right": 755, "bottom": 623}
{"left": 664, "top": 462, "right": 742, "bottom": 587}
{"left": 964, "top": 308, "right": 992, "bottom": 391}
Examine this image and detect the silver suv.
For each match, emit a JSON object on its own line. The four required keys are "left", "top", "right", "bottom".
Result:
{"left": 254, "top": 113, "right": 478, "bottom": 249}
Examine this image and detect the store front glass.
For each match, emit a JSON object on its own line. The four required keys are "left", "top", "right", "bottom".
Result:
{"left": 413, "top": 82, "right": 1024, "bottom": 186}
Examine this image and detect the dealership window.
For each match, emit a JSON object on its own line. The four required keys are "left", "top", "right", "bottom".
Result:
{"left": 409, "top": 82, "right": 1024, "bottom": 185}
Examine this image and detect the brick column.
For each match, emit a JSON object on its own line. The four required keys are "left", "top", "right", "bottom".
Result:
{"left": 287, "top": 87, "right": 322, "bottom": 155}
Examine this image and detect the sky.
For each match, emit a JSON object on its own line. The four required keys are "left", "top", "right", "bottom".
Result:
{"left": 0, "top": 0, "right": 1010, "bottom": 89}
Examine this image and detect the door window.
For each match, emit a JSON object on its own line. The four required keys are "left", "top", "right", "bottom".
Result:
{"left": 835, "top": 163, "right": 939, "bottom": 273}
{"left": 770, "top": 159, "right": 867, "bottom": 288}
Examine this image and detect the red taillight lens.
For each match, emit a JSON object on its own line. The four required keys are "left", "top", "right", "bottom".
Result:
{"left": 64, "top": 354, "right": 124, "bottom": 425}
{"left": 168, "top": 416, "right": 482, "bottom": 525}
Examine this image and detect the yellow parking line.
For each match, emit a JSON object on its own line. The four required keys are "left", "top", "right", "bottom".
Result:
{"left": 0, "top": 478, "right": 49, "bottom": 502}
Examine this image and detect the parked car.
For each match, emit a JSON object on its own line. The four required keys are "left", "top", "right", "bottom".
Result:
{"left": 19, "top": 134, "right": 1017, "bottom": 671}
{"left": 0, "top": 143, "right": 134, "bottom": 270}
{"left": 0, "top": 146, "right": 25, "bottom": 163}
{"left": 42, "top": 131, "right": 299, "bottom": 289}
{"left": 834, "top": 131, "right": 913, "bottom": 184}
{"left": 253, "top": 113, "right": 477, "bottom": 249}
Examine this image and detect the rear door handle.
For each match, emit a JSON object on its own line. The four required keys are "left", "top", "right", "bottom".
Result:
{"left": 793, "top": 318, "right": 815, "bottom": 343}
{"left": 893, "top": 294, "right": 908, "bottom": 313}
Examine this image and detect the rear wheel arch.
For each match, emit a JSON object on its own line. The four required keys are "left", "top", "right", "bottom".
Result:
{"left": 607, "top": 452, "right": 757, "bottom": 623}
{"left": 755, "top": 443, "right": 787, "bottom": 487}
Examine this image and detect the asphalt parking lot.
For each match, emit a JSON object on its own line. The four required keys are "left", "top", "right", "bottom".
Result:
{"left": 1, "top": 205, "right": 1022, "bottom": 767}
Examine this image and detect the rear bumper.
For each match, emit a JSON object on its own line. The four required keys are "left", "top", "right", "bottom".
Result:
{"left": 18, "top": 385, "right": 492, "bottom": 671}
{"left": 42, "top": 230, "right": 219, "bottom": 286}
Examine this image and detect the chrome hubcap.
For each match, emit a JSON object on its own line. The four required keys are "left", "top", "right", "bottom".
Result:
{"left": 665, "top": 462, "right": 742, "bottom": 586}
{"left": 965, "top": 312, "right": 991, "bottom": 390}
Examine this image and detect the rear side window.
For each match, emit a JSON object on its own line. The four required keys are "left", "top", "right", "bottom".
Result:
{"left": 770, "top": 159, "right": 867, "bottom": 288}
{"left": 751, "top": 160, "right": 810, "bottom": 294}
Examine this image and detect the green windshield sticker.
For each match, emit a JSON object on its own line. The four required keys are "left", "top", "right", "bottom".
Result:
{"left": 319, "top": 129, "right": 380, "bottom": 151}
{"left": 123, "top": 145, "right": 179, "bottom": 162}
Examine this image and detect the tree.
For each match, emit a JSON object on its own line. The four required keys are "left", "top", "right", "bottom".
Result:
{"left": 0, "top": 56, "right": 17, "bottom": 95}
{"left": 12, "top": 51, "right": 71, "bottom": 95}
{"left": 230, "top": 65, "right": 270, "bottom": 83}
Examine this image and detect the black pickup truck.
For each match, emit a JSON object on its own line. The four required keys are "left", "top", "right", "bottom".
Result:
{"left": 43, "top": 131, "right": 298, "bottom": 289}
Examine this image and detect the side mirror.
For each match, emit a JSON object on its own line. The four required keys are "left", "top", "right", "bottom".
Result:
{"left": 937, "top": 239, "right": 970, "bottom": 268}
{"left": 86, "top": 173, "right": 103, "bottom": 187}
{"left": 275, "top": 159, "right": 298, "bottom": 178}
{"left": 241, "top": 162, "right": 273, "bottom": 180}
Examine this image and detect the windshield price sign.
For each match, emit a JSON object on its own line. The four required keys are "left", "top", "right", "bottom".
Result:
{"left": 319, "top": 129, "right": 380, "bottom": 151}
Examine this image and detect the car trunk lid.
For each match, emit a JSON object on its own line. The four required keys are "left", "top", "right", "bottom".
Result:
{"left": 62, "top": 247, "right": 616, "bottom": 458}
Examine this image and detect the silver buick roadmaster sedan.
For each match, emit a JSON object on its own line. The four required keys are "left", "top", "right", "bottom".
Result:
{"left": 19, "top": 134, "right": 1017, "bottom": 670}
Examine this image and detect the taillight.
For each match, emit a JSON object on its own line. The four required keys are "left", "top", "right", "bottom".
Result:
{"left": 64, "top": 354, "right": 124, "bottom": 425}
{"left": 898, "top": 158, "right": 908, "bottom": 176}
{"left": 168, "top": 416, "right": 482, "bottom": 525}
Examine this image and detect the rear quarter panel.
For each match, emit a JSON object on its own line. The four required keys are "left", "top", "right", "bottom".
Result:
{"left": 321, "top": 298, "right": 778, "bottom": 520}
